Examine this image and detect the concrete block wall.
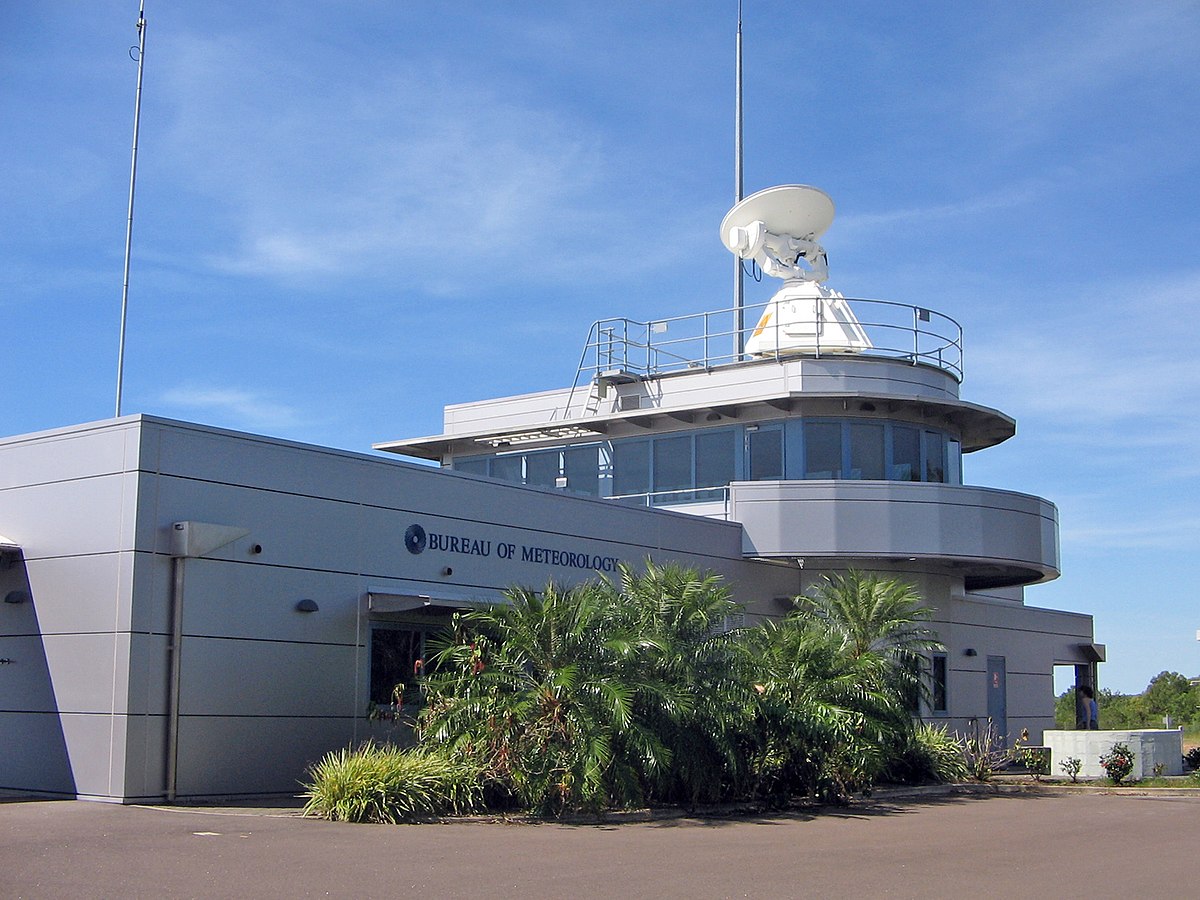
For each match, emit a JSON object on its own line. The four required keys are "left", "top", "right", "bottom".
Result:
{"left": 1044, "top": 730, "right": 1184, "bottom": 779}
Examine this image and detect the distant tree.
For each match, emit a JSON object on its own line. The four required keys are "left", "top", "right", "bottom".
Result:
{"left": 1142, "top": 671, "right": 1198, "bottom": 726}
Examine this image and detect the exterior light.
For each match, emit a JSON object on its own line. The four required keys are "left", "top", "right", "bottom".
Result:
{"left": 964, "top": 648, "right": 978, "bottom": 657}
{"left": 295, "top": 598, "right": 319, "bottom": 613}
{"left": 4, "top": 590, "right": 29, "bottom": 605}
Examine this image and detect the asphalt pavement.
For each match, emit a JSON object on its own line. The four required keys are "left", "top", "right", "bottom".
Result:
{"left": 1, "top": 790, "right": 1195, "bottom": 898}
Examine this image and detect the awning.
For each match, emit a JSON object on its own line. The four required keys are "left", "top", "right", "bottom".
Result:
{"left": 1078, "top": 643, "right": 1106, "bottom": 663}
{"left": 367, "top": 585, "right": 501, "bottom": 615}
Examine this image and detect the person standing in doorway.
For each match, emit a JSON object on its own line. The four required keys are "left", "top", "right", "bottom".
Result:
{"left": 1077, "top": 685, "right": 1099, "bottom": 729}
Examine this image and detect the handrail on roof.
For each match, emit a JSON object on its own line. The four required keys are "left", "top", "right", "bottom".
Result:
{"left": 553, "top": 297, "right": 963, "bottom": 422}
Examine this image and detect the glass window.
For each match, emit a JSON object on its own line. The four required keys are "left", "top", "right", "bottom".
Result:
{"left": 654, "top": 435, "right": 692, "bottom": 497}
{"left": 564, "top": 445, "right": 599, "bottom": 496}
{"left": 848, "top": 423, "right": 885, "bottom": 480}
{"left": 612, "top": 440, "right": 650, "bottom": 498}
{"left": 748, "top": 427, "right": 784, "bottom": 480}
{"left": 891, "top": 426, "right": 920, "bottom": 481}
{"left": 931, "top": 653, "right": 948, "bottom": 713}
{"left": 946, "top": 440, "right": 962, "bottom": 485}
{"left": 924, "top": 431, "right": 945, "bottom": 483}
{"left": 525, "top": 451, "right": 560, "bottom": 488}
{"left": 804, "top": 422, "right": 842, "bottom": 479}
{"left": 491, "top": 454, "right": 523, "bottom": 483}
{"left": 453, "top": 457, "right": 488, "bottom": 476}
{"left": 695, "top": 430, "right": 735, "bottom": 490}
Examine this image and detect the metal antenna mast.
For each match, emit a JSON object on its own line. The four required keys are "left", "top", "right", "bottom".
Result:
{"left": 733, "top": 0, "right": 745, "bottom": 359}
{"left": 115, "top": 0, "right": 147, "bottom": 417}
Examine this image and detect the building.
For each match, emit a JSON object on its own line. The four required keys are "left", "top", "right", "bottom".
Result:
{"left": 0, "top": 186, "right": 1100, "bottom": 802}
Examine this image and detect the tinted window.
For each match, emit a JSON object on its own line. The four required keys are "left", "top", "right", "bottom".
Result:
{"left": 453, "top": 457, "right": 488, "bottom": 476}
{"left": 804, "top": 422, "right": 842, "bottom": 479}
{"left": 525, "top": 451, "right": 560, "bottom": 487}
{"left": 849, "top": 423, "right": 884, "bottom": 480}
{"left": 924, "top": 431, "right": 945, "bottom": 483}
{"left": 891, "top": 426, "right": 920, "bottom": 481}
{"left": 654, "top": 435, "right": 692, "bottom": 494}
{"left": 491, "top": 455, "right": 523, "bottom": 483}
{"left": 564, "top": 446, "right": 599, "bottom": 495}
{"left": 932, "top": 653, "right": 948, "bottom": 712}
{"left": 695, "top": 430, "right": 735, "bottom": 489}
{"left": 613, "top": 441, "right": 650, "bottom": 497}
{"left": 748, "top": 428, "right": 783, "bottom": 480}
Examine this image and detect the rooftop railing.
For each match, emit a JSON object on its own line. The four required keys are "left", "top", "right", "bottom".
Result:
{"left": 556, "top": 296, "right": 963, "bottom": 421}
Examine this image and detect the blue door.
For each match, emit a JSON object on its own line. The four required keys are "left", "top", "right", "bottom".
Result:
{"left": 987, "top": 656, "right": 1008, "bottom": 746}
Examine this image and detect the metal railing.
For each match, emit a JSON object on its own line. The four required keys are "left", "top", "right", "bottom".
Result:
{"left": 556, "top": 296, "right": 962, "bottom": 421}
{"left": 607, "top": 485, "right": 732, "bottom": 517}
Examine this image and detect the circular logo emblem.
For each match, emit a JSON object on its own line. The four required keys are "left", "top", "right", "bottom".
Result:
{"left": 404, "top": 524, "right": 427, "bottom": 554}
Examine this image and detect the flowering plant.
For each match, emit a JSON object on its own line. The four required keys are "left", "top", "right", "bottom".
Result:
{"left": 1099, "top": 742, "right": 1135, "bottom": 784}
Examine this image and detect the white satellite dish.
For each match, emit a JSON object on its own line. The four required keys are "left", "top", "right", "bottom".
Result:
{"left": 721, "top": 184, "right": 871, "bottom": 357}
{"left": 721, "top": 185, "right": 834, "bottom": 282}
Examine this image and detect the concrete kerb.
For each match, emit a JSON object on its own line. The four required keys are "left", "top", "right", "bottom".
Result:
{"left": 147, "top": 779, "right": 1200, "bottom": 823}
{"left": 10, "top": 779, "right": 1199, "bottom": 823}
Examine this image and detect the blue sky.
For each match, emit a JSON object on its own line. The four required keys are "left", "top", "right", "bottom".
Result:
{"left": 3, "top": 2, "right": 1198, "bottom": 693}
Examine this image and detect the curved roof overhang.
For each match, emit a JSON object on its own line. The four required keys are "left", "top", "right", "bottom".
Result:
{"left": 375, "top": 390, "right": 1015, "bottom": 461}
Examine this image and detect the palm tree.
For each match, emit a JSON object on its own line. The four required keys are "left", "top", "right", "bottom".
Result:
{"left": 418, "top": 579, "right": 650, "bottom": 814}
{"left": 742, "top": 617, "right": 909, "bottom": 800}
{"left": 603, "top": 561, "right": 753, "bottom": 805}
{"left": 790, "top": 570, "right": 942, "bottom": 710}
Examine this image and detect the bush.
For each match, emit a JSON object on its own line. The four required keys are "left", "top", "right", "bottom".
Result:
{"left": 1098, "top": 742, "right": 1135, "bottom": 785}
{"left": 959, "top": 720, "right": 1009, "bottom": 781}
{"left": 302, "top": 743, "right": 483, "bottom": 823}
{"left": 1060, "top": 756, "right": 1082, "bottom": 782}
{"left": 1183, "top": 747, "right": 1200, "bottom": 771}
{"left": 884, "top": 723, "right": 968, "bottom": 784}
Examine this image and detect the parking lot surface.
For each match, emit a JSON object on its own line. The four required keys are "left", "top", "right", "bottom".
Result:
{"left": 1, "top": 791, "right": 1194, "bottom": 898}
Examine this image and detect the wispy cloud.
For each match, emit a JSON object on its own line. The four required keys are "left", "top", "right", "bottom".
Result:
{"left": 970, "top": 270, "right": 1200, "bottom": 426}
{"left": 971, "top": 3, "right": 1200, "bottom": 142}
{"left": 159, "top": 386, "right": 305, "bottom": 432}
{"left": 835, "top": 183, "right": 1043, "bottom": 241}
{"left": 150, "top": 32, "right": 686, "bottom": 293}
{"left": 1061, "top": 512, "right": 1200, "bottom": 552}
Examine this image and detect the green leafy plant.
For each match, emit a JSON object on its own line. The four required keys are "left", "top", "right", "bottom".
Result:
{"left": 884, "top": 723, "right": 969, "bottom": 784}
{"left": 1060, "top": 756, "right": 1083, "bottom": 783}
{"left": 1010, "top": 738, "right": 1051, "bottom": 780}
{"left": 1183, "top": 747, "right": 1200, "bottom": 770}
{"left": 301, "top": 743, "right": 483, "bottom": 823}
{"left": 1099, "top": 742, "right": 1135, "bottom": 785}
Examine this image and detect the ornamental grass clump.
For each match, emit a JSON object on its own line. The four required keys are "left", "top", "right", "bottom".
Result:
{"left": 884, "top": 723, "right": 969, "bottom": 784}
{"left": 301, "top": 743, "right": 483, "bottom": 823}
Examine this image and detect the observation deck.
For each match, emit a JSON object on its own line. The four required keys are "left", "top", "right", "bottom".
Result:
{"left": 375, "top": 296, "right": 1013, "bottom": 460}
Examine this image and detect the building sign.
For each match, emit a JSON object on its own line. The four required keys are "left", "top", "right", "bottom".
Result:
{"left": 403, "top": 523, "right": 622, "bottom": 572}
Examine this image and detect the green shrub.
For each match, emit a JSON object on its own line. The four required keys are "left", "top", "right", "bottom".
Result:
{"left": 1098, "top": 742, "right": 1135, "bottom": 785}
{"left": 1183, "top": 747, "right": 1200, "bottom": 771}
{"left": 301, "top": 743, "right": 483, "bottom": 823}
{"left": 884, "top": 723, "right": 968, "bottom": 784}
{"left": 1060, "top": 756, "right": 1082, "bottom": 782}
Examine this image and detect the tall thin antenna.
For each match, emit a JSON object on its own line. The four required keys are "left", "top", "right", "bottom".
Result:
{"left": 115, "top": 0, "right": 147, "bottom": 418}
{"left": 733, "top": 0, "right": 745, "bottom": 359}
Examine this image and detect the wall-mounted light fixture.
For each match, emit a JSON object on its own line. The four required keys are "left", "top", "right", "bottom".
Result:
{"left": 4, "top": 590, "right": 29, "bottom": 605}
{"left": 964, "top": 648, "right": 978, "bottom": 657}
{"left": 295, "top": 598, "right": 319, "bottom": 613}
{"left": 441, "top": 567, "right": 454, "bottom": 577}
